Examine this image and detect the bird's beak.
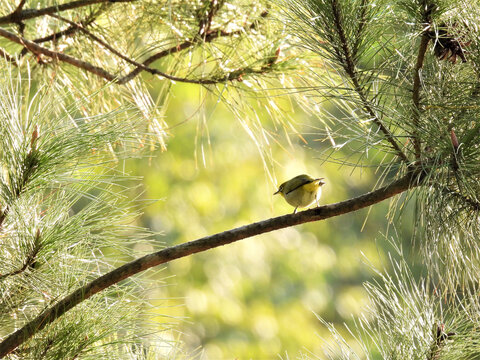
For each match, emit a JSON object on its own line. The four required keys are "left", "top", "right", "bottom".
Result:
{"left": 317, "top": 178, "right": 326, "bottom": 185}
{"left": 273, "top": 189, "right": 280, "bottom": 195}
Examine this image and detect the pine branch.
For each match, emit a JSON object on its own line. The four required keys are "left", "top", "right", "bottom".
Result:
{"left": 412, "top": 2, "right": 435, "bottom": 161}
{"left": 13, "top": 0, "right": 27, "bottom": 14}
{"left": 329, "top": 0, "right": 409, "bottom": 163}
{"left": 49, "top": 13, "right": 156, "bottom": 68}
{"left": 0, "top": 230, "right": 40, "bottom": 281}
{"left": 49, "top": 13, "right": 269, "bottom": 85}
{"left": 0, "top": 169, "right": 425, "bottom": 357}
{"left": 0, "top": 0, "right": 135, "bottom": 25}
{"left": 438, "top": 185, "right": 480, "bottom": 211}
{"left": 428, "top": 323, "right": 455, "bottom": 360}
{"left": 118, "top": 10, "right": 269, "bottom": 83}
{"left": 0, "top": 27, "right": 116, "bottom": 80}
{"left": 0, "top": 129, "right": 39, "bottom": 229}
{"left": 18, "top": 11, "right": 100, "bottom": 57}
{"left": 412, "top": 34, "right": 430, "bottom": 161}
{"left": 0, "top": 13, "right": 271, "bottom": 86}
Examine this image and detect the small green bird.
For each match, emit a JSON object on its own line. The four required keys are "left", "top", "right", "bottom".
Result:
{"left": 274, "top": 174, "right": 325, "bottom": 214}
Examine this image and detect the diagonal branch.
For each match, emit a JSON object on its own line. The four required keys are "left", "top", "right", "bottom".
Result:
{"left": 330, "top": 0, "right": 409, "bottom": 163}
{"left": 119, "top": 10, "right": 269, "bottom": 84}
{"left": 0, "top": 170, "right": 424, "bottom": 358}
{"left": 0, "top": 230, "right": 41, "bottom": 281}
{"left": 49, "top": 13, "right": 152, "bottom": 66}
{"left": 20, "top": 10, "right": 100, "bottom": 54}
{"left": 48, "top": 14, "right": 243, "bottom": 85}
{"left": 438, "top": 186, "right": 480, "bottom": 211}
{"left": 0, "top": 0, "right": 135, "bottom": 25}
{"left": 0, "top": 21, "right": 272, "bottom": 85}
{"left": 13, "top": 0, "right": 27, "bottom": 14}
{"left": 0, "top": 27, "right": 116, "bottom": 81}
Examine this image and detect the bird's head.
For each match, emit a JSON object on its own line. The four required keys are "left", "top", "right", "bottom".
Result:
{"left": 273, "top": 183, "right": 285, "bottom": 197}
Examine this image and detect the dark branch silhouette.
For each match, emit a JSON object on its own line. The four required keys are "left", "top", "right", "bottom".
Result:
{"left": 13, "top": 0, "right": 27, "bottom": 15}
{"left": 0, "top": 230, "right": 40, "bottom": 281}
{"left": 0, "top": 0, "right": 135, "bottom": 24}
{"left": 0, "top": 27, "right": 116, "bottom": 81}
{"left": 412, "top": 4, "right": 434, "bottom": 161}
{"left": 18, "top": 11, "right": 100, "bottom": 57}
{"left": 428, "top": 323, "right": 455, "bottom": 360}
{"left": 329, "top": 0, "right": 409, "bottom": 163}
{"left": 0, "top": 9, "right": 270, "bottom": 85}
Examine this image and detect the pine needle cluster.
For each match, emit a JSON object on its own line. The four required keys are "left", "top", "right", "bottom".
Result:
{"left": 0, "top": 67, "right": 175, "bottom": 358}
{"left": 282, "top": 0, "right": 480, "bottom": 358}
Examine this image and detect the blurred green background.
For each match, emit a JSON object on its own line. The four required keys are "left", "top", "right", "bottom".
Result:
{"left": 122, "top": 82, "right": 414, "bottom": 359}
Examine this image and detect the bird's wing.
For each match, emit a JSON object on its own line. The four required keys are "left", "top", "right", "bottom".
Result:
{"left": 285, "top": 178, "right": 314, "bottom": 195}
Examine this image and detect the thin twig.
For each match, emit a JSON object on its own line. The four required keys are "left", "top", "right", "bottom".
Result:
{"left": 330, "top": 0, "right": 409, "bottom": 163}
{"left": 412, "top": 33, "right": 430, "bottom": 161}
{"left": 119, "top": 11, "right": 268, "bottom": 83}
{"left": 49, "top": 13, "right": 149, "bottom": 65}
{"left": 412, "top": 2, "right": 435, "bottom": 161}
{"left": 0, "top": 0, "right": 135, "bottom": 25}
{"left": 48, "top": 14, "right": 236, "bottom": 85}
{"left": 0, "top": 27, "right": 116, "bottom": 81}
{"left": 13, "top": 0, "right": 27, "bottom": 14}
{"left": 0, "top": 230, "right": 40, "bottom": 281}
{"left": 1, "top": 17, "right": 271, "bottom": 85}
{"left": 438, "top": 186, "right": 480, "bottom": 211}
{"left": 19, "top": 12, "right": 99, "bottom": 57}
{"left": 49, "top": 14, "right": 200, "bottom": 83}
{"left": 0, "top": 170, "right": 424, "bottom": 357}
{"left": 428, "top": 323, "right": 455, "bottom": 360}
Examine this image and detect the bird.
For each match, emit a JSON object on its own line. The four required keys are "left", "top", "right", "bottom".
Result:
{"left": 274, "top": 174, "right": 325, "bottom": 214}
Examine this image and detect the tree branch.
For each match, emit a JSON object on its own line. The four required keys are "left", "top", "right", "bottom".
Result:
{"left": 118, "top": 10, "right": 268, "bottom": 84}
{"left": 428, "top": 323, "right": 455, "bottom": 360}
{"left": 49, "top": 14, "right": 252, "bottom": 85}
{"left": 1, "top": 6, "right": 268, "bottom": 85}
{"left": 13, "top": 0, "right": 27, "bottom": 15}
{"left": 438, "top": 186, "right": 480, "bottom": 211}
{"left": 0, "top": 170, "right": 423, "bottom": 358}
{"left": 18, "top": 11, "right": 100, "bottom": 57}
{"left": 412, "top": 32, "right": 430, "bottom": 161}
{"left": 0, "top": 0, "right": 135, "bottom": 25}
{"left": 0, "top": 27, "right": 116, "bottom": 81}
{"left": 0, "top": 230, "right": 40, "bottom": 281}
{"left": 412, "top": 2, "right": 434, "bottom": 161}
{"left": 49, "top": 13, "right": 151, "bottom": 66}
{"left": 330, "top": 0, "right": 409, "bottom": 163}
{"left": 1, "top": 14, "right": 270, "bottom": 86}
